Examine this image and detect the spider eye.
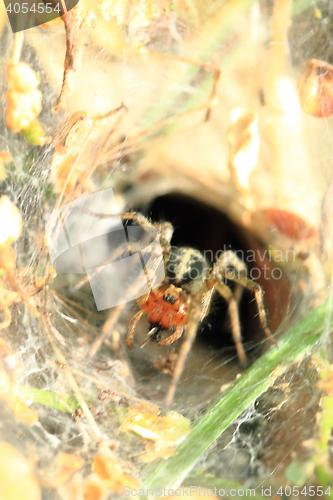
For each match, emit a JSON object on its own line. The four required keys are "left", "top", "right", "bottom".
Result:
{"left": 163, "top": 293, "right": 176, "bottom": 304}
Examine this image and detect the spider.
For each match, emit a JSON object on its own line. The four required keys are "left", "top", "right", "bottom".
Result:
{"left": 75, "top": 210, "right": 276, "bottom": 408}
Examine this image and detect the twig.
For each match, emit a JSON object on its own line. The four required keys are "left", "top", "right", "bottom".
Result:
{"left": 53, "top": 7, "right": 79, "bottom": 112}
{"left": 12, "top": 32, "right": 24, "bottom": 64}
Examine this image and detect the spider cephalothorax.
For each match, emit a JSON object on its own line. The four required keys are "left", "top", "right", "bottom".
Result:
{"left": 166, "top": 247, "right": 209, "bottom": 293}
{"left": 127, "top": 247, "right": 212, "bottom": 350}
{"left": 140, "top": 284, "right": 187, "bottom": 328}
{"left": 127, "top": 283, "right": 188, "bottom": 349}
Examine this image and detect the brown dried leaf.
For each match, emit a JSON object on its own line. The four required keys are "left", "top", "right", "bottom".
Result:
{"left": 298, "top": 59, "right": 333, "bottom": 118}
{"left": 53, "top": 8, "right": 80, "bottom": 112}
{"left": 258, "top": 208, "right": 317, "bottom": 240}
{"left": 84, "top": 474, "right": 107, "bottom": 500}
{"left": 120, "top": 406, "right": 191, "bottom": 460}
{"left": 92, "top": 455, "right": 139, "bottom": 492}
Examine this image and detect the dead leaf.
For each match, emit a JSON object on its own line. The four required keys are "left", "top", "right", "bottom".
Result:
{"left": 298, "top": 59, "right": 333, "bottom": 118}
{"left": 92, "top": 455, "right": 139, "bottom": 492}
{"left": 257, "top": 208, "right": 317, "bottom": 240}
{"left": 120, "top": 406, "right": 191, "bottom": 461}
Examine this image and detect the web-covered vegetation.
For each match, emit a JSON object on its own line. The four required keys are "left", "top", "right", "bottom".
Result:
{"left": 0, "top": 1, "right": 332, "bottom": 499}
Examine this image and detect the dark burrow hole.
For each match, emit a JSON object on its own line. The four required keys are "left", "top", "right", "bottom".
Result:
{"left": 120, "top": 192, "right": 292, "bottom": 407}
{"left": 141, "top": 193, "right": 290, "bottom": 358}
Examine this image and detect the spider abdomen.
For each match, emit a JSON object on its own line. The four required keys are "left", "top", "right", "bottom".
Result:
{"left": 137, "top": 284, "right": 187, "bottom": 330}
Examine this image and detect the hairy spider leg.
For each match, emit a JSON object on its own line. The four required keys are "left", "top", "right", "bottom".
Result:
{"left": 214, "top": 251, "right": 276, "bottom": 346}
{"left": 157, "top": 324, "right": 185, "bottom": 346}
{"left": 86, "top": 247, "right": 156, "bottom": 359}
{"left": 76, "top": 210, "right": 173, "bottom": 273}
{"left": 73, "top": 210, "right": 173, "bottom": 292}
{"left": 164, "top": 250, "right": 276, "bottom": 407}
{"left": 202, "top": 273, "right": 245, "bottom": 364}
{"left": 128, "top": 315, "right": 185, "bottom": 350}
{"left": 212, "top": 279, "right": 245, "bottom": 363}
{"left": 164, "top": 274, "right": 245, "bottom": 407}
{"left": 72, "top": 240, "right": 158, "bottom": 292}
{"left": 127, "top": 310, "right": 144, "bottom": 349}
{"left": 83, "top": 213, "right": 174, "bottom": 358}
{"left": 164, "top": 300, "right": 200, "bottom": 408}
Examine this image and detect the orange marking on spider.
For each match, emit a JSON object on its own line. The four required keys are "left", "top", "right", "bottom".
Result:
{"left": 127, "top": 284, "right": 188, "bottom": 349}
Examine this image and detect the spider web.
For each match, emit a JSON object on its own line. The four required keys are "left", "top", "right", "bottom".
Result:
{"left": 0, "top": 0, "right": 332, "bottom": 498}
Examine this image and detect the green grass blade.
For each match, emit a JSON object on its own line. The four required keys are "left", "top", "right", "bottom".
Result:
{"left": 142, "top": 300, "right": 331, "bottom": 494}
{"left": 15, "top": 385, "right": 80, "bottom": 413}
